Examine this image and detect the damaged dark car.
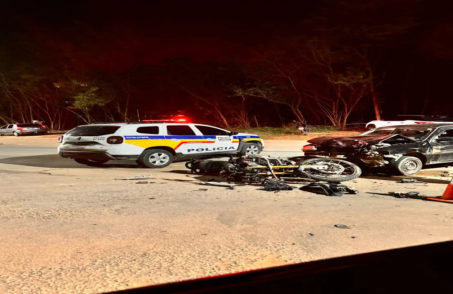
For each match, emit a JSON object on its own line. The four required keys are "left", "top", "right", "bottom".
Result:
{"left": 303, "top": 124, "right": 453, "bottom": 176}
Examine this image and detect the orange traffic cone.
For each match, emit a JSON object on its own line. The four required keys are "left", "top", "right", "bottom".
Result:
{"left": 426, "top": 178, "right": 453, "bottom": 204}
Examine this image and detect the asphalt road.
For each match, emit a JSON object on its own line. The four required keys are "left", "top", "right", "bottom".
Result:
{"left": 1, "top": 135, "right": 452, "bottom": 293}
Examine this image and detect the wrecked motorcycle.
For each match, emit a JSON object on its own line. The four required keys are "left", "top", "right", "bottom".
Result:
{"left": 186, "top": 155, "right": 361, "bottom": 183}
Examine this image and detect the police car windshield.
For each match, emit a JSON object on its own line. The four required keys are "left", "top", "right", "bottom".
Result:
{"left": 67, "top": 125, "right": 120, "bottom": 136}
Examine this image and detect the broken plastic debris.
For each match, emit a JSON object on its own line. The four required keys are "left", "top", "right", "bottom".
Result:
{"left": 333, "top": 224, "right": 351, "bottom": 229}
{"left": 263, "top": 179, "right": 293, "bottom": 192}
{"left": 300, "top": 183, "right": 358, "bottom": 196}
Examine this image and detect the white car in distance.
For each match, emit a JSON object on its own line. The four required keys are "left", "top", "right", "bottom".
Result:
{"left": 366, "top": 115, "right": 453, "bottom": 129}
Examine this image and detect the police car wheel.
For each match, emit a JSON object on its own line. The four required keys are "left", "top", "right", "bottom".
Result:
{"left": 242, "top": 143, "right": 261, "bottom": 155}
{"left": 140, "top": 149, "right": 173, "bottom": 168}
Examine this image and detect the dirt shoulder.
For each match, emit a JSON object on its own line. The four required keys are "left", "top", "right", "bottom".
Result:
{"left": 1, "top": 161, "right": 452, "bottom": 293}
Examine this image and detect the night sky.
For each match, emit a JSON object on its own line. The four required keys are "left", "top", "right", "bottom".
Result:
{"left": 1, "top": 0, "right": 452, "bottom": 128}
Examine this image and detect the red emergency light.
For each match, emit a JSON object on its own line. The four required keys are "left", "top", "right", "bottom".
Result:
{"left": 171, "top": 115, "right": 191, "bottom": 122}
{"left": 142, "top": 114, "right": 191, "bottom": 123}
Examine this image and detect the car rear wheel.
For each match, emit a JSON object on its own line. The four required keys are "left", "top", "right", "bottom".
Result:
{"left": 241, "top": 143, "right": 261, "bottom": 156}
{"left": 393, "top": 156, "right": 423, "bottom": 176}
{"left": 139, "top": 149, "right": 173, "bottom": 168}
{"left": 13, "top": 132, "right": 19, "bottom": 136}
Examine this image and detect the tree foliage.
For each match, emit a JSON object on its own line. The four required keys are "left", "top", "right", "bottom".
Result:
{"left": 1, "top": 0, "right": 451, "bottom": 129}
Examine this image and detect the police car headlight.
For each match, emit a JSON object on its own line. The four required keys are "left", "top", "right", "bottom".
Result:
{"left": 107, "top": 136, "right": 124, "bottom": 144}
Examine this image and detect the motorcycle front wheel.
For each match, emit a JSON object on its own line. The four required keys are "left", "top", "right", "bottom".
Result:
{"left": 298, "top": 158, "right": 362, "bottom": 182}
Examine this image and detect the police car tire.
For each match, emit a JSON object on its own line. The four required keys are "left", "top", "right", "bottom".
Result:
{"left": 140, "top": 149, "right": 173, "bottom": 168}
{"left": 241, "top": 142, "right": 261, "bottom": 155}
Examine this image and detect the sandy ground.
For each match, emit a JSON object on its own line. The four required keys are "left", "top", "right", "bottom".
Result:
{"left": 1, "top": 135, "right": 453, "bottom": 293}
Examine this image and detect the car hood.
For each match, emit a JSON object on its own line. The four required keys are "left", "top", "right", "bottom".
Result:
{"left": 307, "top": 134, "right": 401, "bottom": 148}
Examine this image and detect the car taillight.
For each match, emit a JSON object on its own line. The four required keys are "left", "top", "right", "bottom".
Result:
{"left": 107, "top": 136, "right": 123, "bottom": 144}
{"left": 302, "top": 145, "right": 317, "bottom": 152}
{"left": 41, "top": 125, "right": 47, "bottom": 128}
{"left": 17, "top": 127, "right": 23, "bottom": 130}
{"left": 58, "top": 136, "right": 63, "bottom": 143}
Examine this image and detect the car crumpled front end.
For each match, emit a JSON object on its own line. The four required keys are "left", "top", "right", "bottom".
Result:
{"left": 303, "top": 134, "right": 415, "bottom": 168}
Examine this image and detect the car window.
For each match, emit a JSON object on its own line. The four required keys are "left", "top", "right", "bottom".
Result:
{"left": 67, "top": 126, "right": 121, "bottom": 136}
{"left": 136, "top": 126, "right": 160, "bottom": 134}
{"left": 195, "top": 125, "right": 230, "bottom": 136}
{"left": 167, "top": 125, "right": 196, "bottom": 136}
{"left": 0, "top": 125, "right": 6, "bottom": 129}
{"left": 7, "top": 125, "right": 13, "bottom": 128}
{"left": 437, "top": 129, "right": 453, "bottom": 140}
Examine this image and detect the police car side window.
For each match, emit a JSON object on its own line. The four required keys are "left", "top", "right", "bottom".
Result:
{"left": 195, "top": 125, "right": 230, "bottom": 136}
{"left": 136, "top": 126, "right": 159, "bottom": 134}
{"left": 167, "top": 125, "right": 196, "bottom": 135}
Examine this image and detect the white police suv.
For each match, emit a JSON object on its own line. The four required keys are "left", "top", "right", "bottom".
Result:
{"left": 58, "top": 122, "right": 264, "bottom": 167}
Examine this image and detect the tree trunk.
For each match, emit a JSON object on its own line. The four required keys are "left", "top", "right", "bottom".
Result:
{"left": 253, "top": 115, "right": 260, "bottom": 128}
{"left": 214, "top": 106, "right": 230, "bottom": 128}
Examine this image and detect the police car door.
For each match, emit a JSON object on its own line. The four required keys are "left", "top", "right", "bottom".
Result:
{"left": 194, "top": 125, "right": 238, "bottom": 153}
{"left": 165, "top": 124, "right": 211, "bottom": 155}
